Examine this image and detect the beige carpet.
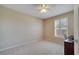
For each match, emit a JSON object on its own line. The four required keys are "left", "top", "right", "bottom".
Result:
{"left": 0, "top": 41, "right": 64, "bottom": 55}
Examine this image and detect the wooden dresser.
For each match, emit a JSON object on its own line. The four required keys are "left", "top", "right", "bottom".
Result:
{"left": 64, "top": 42, "right": 74, "bottom": 55}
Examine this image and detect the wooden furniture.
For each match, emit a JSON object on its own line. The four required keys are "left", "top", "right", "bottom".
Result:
{"left": 64, "top": 42, "right": 74, "bottom": 55}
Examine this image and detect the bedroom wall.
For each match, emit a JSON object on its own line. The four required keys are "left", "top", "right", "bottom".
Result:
{"left": 0, "top": 6, "right": 43, "bottom": 51}
{"left": 43, "top": 11, "right": 74, "bottom": 45}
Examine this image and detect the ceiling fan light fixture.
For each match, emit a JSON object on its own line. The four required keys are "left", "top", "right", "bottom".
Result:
{"left": 40, "top": 8, "right": 48, "bottom": 13}
{"left": 38, "top": 4, "right": 48, "bottom": 13}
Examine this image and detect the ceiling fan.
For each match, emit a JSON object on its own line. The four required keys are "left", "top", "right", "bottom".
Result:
{"left": 37, "top": 4, "right": 49, "bottom": 13}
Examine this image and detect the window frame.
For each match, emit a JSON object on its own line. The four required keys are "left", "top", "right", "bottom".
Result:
{"left": 54, "top": 17, "right": 68, "bottom": 38}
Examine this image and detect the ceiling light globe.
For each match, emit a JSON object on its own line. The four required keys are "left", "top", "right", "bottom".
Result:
{"left": 40, "top": 9, "right": 48, "bottom": 13}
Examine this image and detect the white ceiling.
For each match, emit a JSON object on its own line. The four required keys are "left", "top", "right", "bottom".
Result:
{"left": 2, "top": 4, "right": 74, "bottom": 19}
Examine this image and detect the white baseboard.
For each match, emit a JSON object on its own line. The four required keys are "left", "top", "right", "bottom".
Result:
{"left": 0, "top": 40, "right": 40, "bottom": 52}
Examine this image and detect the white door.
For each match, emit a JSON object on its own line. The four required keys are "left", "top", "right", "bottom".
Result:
{"left": 74, "top": 5, "right": 79, "bottom": 55}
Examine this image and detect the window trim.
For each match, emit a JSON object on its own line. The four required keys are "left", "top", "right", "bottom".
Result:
{"left": 54, "top": 17, "right": 68, "bottom": 38}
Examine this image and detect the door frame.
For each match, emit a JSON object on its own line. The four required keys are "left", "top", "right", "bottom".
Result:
{"left": 74, "top": 4, "right": 79, "bottom": 55}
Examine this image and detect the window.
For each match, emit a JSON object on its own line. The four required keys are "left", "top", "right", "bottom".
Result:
{"left": 54, "top": 17, "right": 68, "bottom": 38}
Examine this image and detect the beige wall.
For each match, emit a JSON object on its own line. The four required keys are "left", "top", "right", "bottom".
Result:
{"left": 0, "top": 5, "right": 74, "bottom": 51}
{"left": 43, "top": 11, "right": 74, "bottom": 45}
{"left": 0, "top": 6, "right": 43, "bottom": 50}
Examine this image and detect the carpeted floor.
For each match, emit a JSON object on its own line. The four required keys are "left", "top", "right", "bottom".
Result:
{"left": 0, "top": 41, "right": 64, "bottom": 55}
